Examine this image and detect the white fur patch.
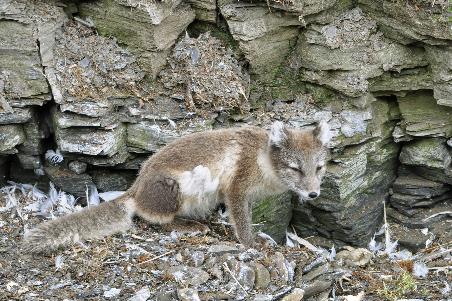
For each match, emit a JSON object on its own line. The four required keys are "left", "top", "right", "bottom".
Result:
{"left": 269, "top": 121, "right": 287, "bottom": 146}
{"left": 178, "top": 165, "right": 220, "bottom": 218}
{"left": 179, "top": 165, "right": 219, "bottom": 198}
{"left": 316, "top": 120, "right": 331, "bottom": 145}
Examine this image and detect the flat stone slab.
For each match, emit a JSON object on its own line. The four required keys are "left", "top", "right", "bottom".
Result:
{"left": 44, "top": 165, "right": 94, "bottom": 197}
{"left": 398, "top": 91, "right": 452, "bottom": 137}
{"left": 0, "top": 107, "right": 33, "bottom": 124}
{"left": 55, "top": 124, "right": 126, "bottom": 157}
{"left": 0, "top": 124, "right": 25, "bottom": 154}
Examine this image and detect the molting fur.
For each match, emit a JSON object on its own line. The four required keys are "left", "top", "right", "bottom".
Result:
{"left": 23, "top": 121, "right": 331, "bottom": 252}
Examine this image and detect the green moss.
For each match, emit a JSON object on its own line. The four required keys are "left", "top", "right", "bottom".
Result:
{"left": 377, "top": 271, "right": 418, "bottom": 301}
{"left": 252, "top": 192, "right": 293, "bottom": 244}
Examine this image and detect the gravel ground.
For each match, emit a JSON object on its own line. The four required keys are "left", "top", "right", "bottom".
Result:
{"left": 0, "top": 187, "right": 450, "bottom": 301}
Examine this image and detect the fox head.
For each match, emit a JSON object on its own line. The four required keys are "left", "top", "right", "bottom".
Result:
{"left": 269, "top": 121, "right": 330, "bottom": 202}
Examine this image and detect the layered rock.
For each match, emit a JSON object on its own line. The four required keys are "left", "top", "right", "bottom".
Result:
{"left": 294, "top": 7, "right": 428, "bottom": 98}
{"left": 0, "top": 0, "right": 64, "bottom": 158}
{"left": 78, "top": 0, "right": 196, "bottom": 79}
{"left": 0, "top": 0, "right": 451, "bottom": 248}
{"left": 220, "top": 2, "right": 301, "bottom": 82}
{"left": 292, "top": 99, "right": 400, "bottom": 246}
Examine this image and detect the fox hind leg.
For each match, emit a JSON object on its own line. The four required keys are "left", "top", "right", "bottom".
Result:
{"left": 133, "top": 174, "right": 181, "bottom": 224}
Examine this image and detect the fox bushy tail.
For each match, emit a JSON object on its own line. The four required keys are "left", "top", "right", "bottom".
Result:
{"left": 23, "top": 195, "right": 135, "bottom": 253}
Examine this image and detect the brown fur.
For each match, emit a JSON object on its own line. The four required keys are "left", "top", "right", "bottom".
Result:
{"left": 23, "top": 122, "right": 330, "bottom": 252}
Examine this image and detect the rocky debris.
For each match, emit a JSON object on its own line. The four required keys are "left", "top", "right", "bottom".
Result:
{"left": 177, "top": 288, "right": 200, "bottom": 301}
{"left": 0, "top": 0, "right": 64, "bottom": 161}
{"left": 281, "top": 288, "right": 304, "bottom": 301}
{"left": 55, "top": 124, "right": 127, "bottom": 157}
{"left": 78, "top": 0, "right": 195, "bottom": 79}
{"left": 336, "top": 247, "right": 372, "bottom": 267}
{"left": 399, "top": 138, "right": 452, "bottom": 185}
{"left": 90, "top": 169, "right": 135, "bottom": 192}
{"left": 158, "top": 32, "right": 250, "bottom": 113}
{"left": 68, "top": 161, "right": 88, "bottom": 175}
{"left": 0, "top": 0, "right": 451, "bottom": 258}
{"left": 1, "top": 183, "right": 451, "bottom": 301}
{"left": 50, "top": 20, "right": 146, "bottom": 106}
{"left": 126, "top": 121, "right": 180, "bottom": 153}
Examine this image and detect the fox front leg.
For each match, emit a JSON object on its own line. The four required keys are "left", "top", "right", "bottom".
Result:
{"left": 226, "top": 193, "right": 254, "bottom": 247}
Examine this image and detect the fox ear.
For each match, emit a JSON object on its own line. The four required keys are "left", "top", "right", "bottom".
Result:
{"left": 314, "top": 120, "right": 331, "bottom": 146}
{"left": 269, "top": 121, "right": 288, "bottom": 147}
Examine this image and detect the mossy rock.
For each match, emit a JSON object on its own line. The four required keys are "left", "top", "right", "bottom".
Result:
{"left": 252, "top": 191, "right": 293, "bottom": 244}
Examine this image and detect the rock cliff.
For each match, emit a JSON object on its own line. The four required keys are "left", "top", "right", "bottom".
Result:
{"left": 0, "top": 0, "right": 451, "bottom": 246}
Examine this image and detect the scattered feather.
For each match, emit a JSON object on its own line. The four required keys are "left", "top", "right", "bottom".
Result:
{"left": 86, "top": 184, "right": 100, "bottom": 207}
{"left": 167, "top": 118, "right": 177, "bottom": 128}
{"left": 384, "top": 239, "right": 398, "bottom": 255}
{"left": 257, "top": 232, "right": 277, "bottom": 246}
{"left": 341, "top": 291, "right": 365, "bottom": 301}
{"left": 55, "top": 255, "right": 64, "bottom": 271}
{"left": 328, "top": 245, "right": 336, "bottom": 261}
{"left": 0, "top": 181, "right": 79, "bottom": 218}
{"left": 368, "top": 236, "right": 383, "bottom": 253}
{"left": 285, "top": 259, "right": 295, "bottom": 282}
{"left": 423, "top": 211, "right": 452, "bottom": 221}
{"left": 45, "top": 149, "right": 64, "bottom": 165}
{"left": 286, "top": 232, "right": 296, "bottom": 248}
{"left": 172, "top": 270, "right": 185, "bottom": 283}
{"left": 390, "top": 249, "right": 412, "bottom": 260}
{"left": 375, "top": 224, "right": 385, "bottom": 236}
{"left": 128, "top": 287, "right": 151, "bottom": 301}
{"left": 413, "top": 261, "right": 429, "bottom": 278}
{"left": 103, "top": 287, "right": 121, "bottom": 298}
{"left": 218, "top": 207, "right": 228, "bottom": 219}
{"left": 99, "top": 191, "right": 126, "bottom": 202}
{"left": 34, "top": 168, "right": 45, "bottom": 176}
{"left": 286, "top": 232, "right": 322, "bottom": 253}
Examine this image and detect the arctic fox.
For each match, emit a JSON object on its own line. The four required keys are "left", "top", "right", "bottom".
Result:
{"left": 23, "top": 121, "right": 330, "bottom": 252}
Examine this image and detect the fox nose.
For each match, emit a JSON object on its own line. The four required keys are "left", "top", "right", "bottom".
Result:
{"left": 308, "top": 192, "right": 318, "bottom": 199}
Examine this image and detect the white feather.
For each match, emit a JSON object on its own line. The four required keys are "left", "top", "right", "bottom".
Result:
{"left": 328, "top": 245, "right": 336, "bottom": 261}
{"left": 45, "top": 149, "right": 64, "bottom": 165}
{"left": 55, "top": 255, "right": 64, "bottom": 271}
{"left": 286, "top": 232, "right": 296, "bottom": 248}
{"left": 86, "top": 184, "right": 100, "bottom": 207}
{"left": 368, "top": 236, "right": 383, "bottom": 253}
{"left": 413, "top": 261, "right": 429, "bottom": 278}
{"left": 99, "top": 191, "right": 126, "bottom": 202}
{"left": 257, "top": 232, "right": 277, "bottom": 246}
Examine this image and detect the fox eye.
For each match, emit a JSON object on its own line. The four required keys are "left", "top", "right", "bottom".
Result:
{"left": 289, "top": 166, "right": 304, "bottom": 176}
